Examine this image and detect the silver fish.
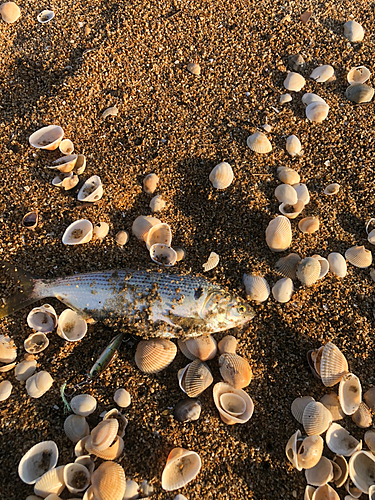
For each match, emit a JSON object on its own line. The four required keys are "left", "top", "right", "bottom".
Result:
{"left": 0, "top": 263, "right": 255, "bottom": 339}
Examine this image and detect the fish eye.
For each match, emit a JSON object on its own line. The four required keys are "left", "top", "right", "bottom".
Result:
{"left": 237, "top": 305, "right": 246, "bottom": 314}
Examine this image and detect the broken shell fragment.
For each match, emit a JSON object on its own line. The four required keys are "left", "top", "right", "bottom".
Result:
{"left": 62, "top": 219, "right": 93, "bottom": 245}
{"left": 37, "top": 9, "right": 54, "bottom": 23}
{"left": 324, "top": 183, "right": 340, "bottom": 195}
{"left": 0, "top": 379, "right": 12, "bottom": 401}
{"left": 286, "top": 135, "right": 302, "bottom": 156}
{"left": 93, "top": 222, "right": 109, "bottom": 241}
{"left": 306, "top": 102, "right": 329, "bottom": 122}
{"left": 24, "top": 333, "right": 49, "bottom": 354}
{"left": 150, "top": 194, "right": 166, "bottom": 212}
{"left": 291, "top": 396, "right": 315, "bottom": 424}
{"left": 305, "top": 456, "right": 333, "bottom": 486}
{"left": 351, "top": 402, "right": 372, "bottom": 428}
{"left": 345, "top": 245, "right": 372, "bottom": 268}
{"left": 326, "top": 423, "right": 362, "bottom": 457}
{"left": 339, "top": 373, "right": 362, "bottom": 415}
{"left": 202, "top": 251, "right": 220, "bottom": 272}
{"left": 312, "top": 255, "right": 329, "bottom": 279}
{"left": 345, "top": 83, "right": 374, "bottom": 104}
{"left": 74, "top": 154, "right": 86, "bottom": 175}
{"left": 275, "top": 253, "right": 300, "bottom": 279}
{"left": 347, "top": 66, "right": 371, "bottom": 85}
{"left": 209, "top": 162, "right": 234, "bottom": 189}
{"left": 0, "top": 334, "right": 17, "bottom": 363}
{"left": 272, "top": 277, "right": 293, "bottom": 303}
{"left": 173, "top": 398, "right": 202, "bottom": 422}
{"left": 365, "top": 430, "right": 375, "bottom": 452}
{"left": 59, "top": 139, "right": 74, "bottom": 155}
{"left": 161, "top": 447, "right": 201, "bottom": 491}
{"left": 213, "top": 382, "right": 254, "bottom": 425}
{"left": 344, "top": 20, "right": 364, "bottom": 42}
{"left": 22, "top": 211, "right": 38, "bottom": 229}
{"left": 57, "top": 309, "right": 87, "bottom": 342}
{"left": 296, "top": 257, "right": 321, "bottom": 286}
{"left": 328, "top": 253, "right": 347, "bottom": 278}
{"left": 297, "top": 435, "right": 324, "bottom": 470}
{"left": 77, "top": 175, "right": 103, "bottom": 202}
{"left": 265, "top": 215, "right": 292, "bottom": 252}
{"left": 219, "top": 353, "right": 252, "bottom": 389}
{"left": 15, "top": 359, "right": 37, "bottom": 381}
{"left": 187, "top": 62, "right": 200, "bottom": 75}
{"left": 280, "top": 93, "right": 292, "bottom": 104}
{"left": 299, "top": 217, "right": 320, "bottom": 234}
{"left": 333, "top": 455, "right": 349, "bottom": 488}
{"left": 48, "top": 155, "right": 78, "bottom": 173}
{"left": 29, "top": 125, "right": 64, "bottom": 150}
{"left": 310, "top": 65, "right": 335, "bottom": 83}
{"left": 279, "top": 200, "right": 304, "bottom": 219}
{"left": 91, "top": 461, "right": 126, "bottom": 500}
{"left": 262, "top": 123, "right": 272, "bottom": 133}
{"left": 71, "top": 394, "right": 97, "bottom": 417}
{"left": 243, "top": 274, "right": 270, "bottom": 302}
{"left": 150, "top": 243, "right": 177, "bottom": 267}
{"left": 320, "top": 342, "right": 349, "bottom": 387}
{"left": 63, "top": 463, "right": 90, "bottom": 494}
{"left": 286, "top": 429, "right": 302, "bottom": 470}
{"left": 178, "top": 360, "right": 213, "bottom": 397}
{"left": 114, "top": 388, "right": 131, "bottom": 408}
{"left": 132, "top": 215, "right": 161, "bottom": 241}
{"left": 247, "top": 131, "right": 272, "bottom": 153}
{"left": 102, "top": 106, "right": 118, "bottom": 119}
{"left": 143, "top": 173, "right": 159, "bottom": 194}
{"left": 75, "top": 454, "right": 95, "bottom": 474}
{"left": 145, "top": 222, "right": 172, "bottom": 250}
{"left": 115, "top": 230, "right": 128, "bottom": 246}
{"left": 284, "top": 72, "right": 306, "bottom": 91}
{"left": 348, "top": 450, "right": 375, "bottom": 494}
{"left": 302, "top": 401, "right": 332, "bottom": 436}
{"left": 26, "top": 371, "right": 53, "bottom": 398}
{"left": 27, "top": 304, "right": 58, "bottom": 333}
{"left": 277, "top": 166, "right": 300, "bottom": 185}
{"left": 135, "top": 338, "right": 177, "bottom": 374}
{"left": 275, "top": 184, "right": 298, "bottom": 205}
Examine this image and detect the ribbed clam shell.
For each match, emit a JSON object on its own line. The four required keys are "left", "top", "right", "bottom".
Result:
{"left": 320, "top": 342, "right": 348, "bottom": 387}
{"left": 28, "top": 125, "right": 64, "bottom": 150}
{"left": 218, "top": 353, "right": 252, "bottom": 389}
{"left": 302, "top": 93, "right": 327, "bottom": 106}
{"left": 275, "top": 253, "right": 301, "bottom": 279}
{"left": 135, "top": 338, "right": 177, "bottom": 374}
{"left": 349, "top": 450, "right": 375, "bottom": 494}
{"left": 328, "top": 252, "right": 347, "bottom": 278}
{"left": 345, "top": 245, "right": 372, "bottom": 268}
{"left": 265, "top": 215, "right": 292, "bottom": 252}
{"left": 146, "top": 223, "right": 172, "bottom": 250}
{"left": 102, "top": 408, "right": 128, "bottom": 438}
{"left": 272, "top": 277, "right": 293, "bottom": 303}
{"left": 77, "top": 175, "right": 103, "bottom": 202}
{"left": 150, "top": 243, "right": 177, "bottom": 267}
{"left": 213, "top": 382, "right": 254, "bottom": 425}
{"left": 297, "top": 435, "right": 324, "bottom": 470}
{"left": 364, "top": 387, "right": 375, "bottom": 410}
{"left": 299, "top": 217, "right": 319, "bottom": 234}
{"left": 173, "top": 398, "right": 202, "bottom": 422}
{"left": 209, "top": 162, "right": 234, "bottom": 189}
{"left": 161, "top": 448, "right": 202, "bottom": 491}
{"left": 296, "top": 257, "right": 321, "bottom": 286}
{"left": 71, "top": 394, "right": 97, "bottom": 417}
{"left": 150, "top": 194, "right": 166, "bottom": 212}
{"left": 345, "top": 83, "right": 374, "bottom": 103}
{"left": 313, "top": 484, "right": 339, "bottom": 500}
{"left": 286, "top": 135, "right": 302, "bottom": 156}
{"left": 339, "top": 373, "right": 362, "bottom": 415}
{"left": 177, "top": 339, "right": 196, "bottom": 360}
{"left": 286, "top": 429, "right": 302, "bottom": 470}
{"left": 310, "top": 65, "right": 335, "bottom": 83}
{"left": 26, "top": 371, "right": 54, "bottom": 398}
{"left": 218, "top": 335, "right": 238, "bottom": 354}
{"left": 15, "top": 359, "right": 37, "bottom": 381}
{"left": 27, "top": 305, "right": 57, "bottom": 333}
{"left": 0, "top": 334, "right": 17, "bottom": 363}
{"left": 305, "top": 457, "right": 333, "bottom": 486}
{"left": 302, "top": 401, "right": 332, "bottom": 436}
{"left": 284, "top": 72, "right": 306, "bottom": 91}
{"left": 312, "top": 255, "right": 329, "bottom": 279}
{"left": 63, "top": 463, "right": 90, "bottom": 494}
{"left": 320, "top": 392, "right": 345, "bottom": 421}
{"left": 62, "top": 219, "right": 93, "bottom": 245}
{"left": 351, "top": 402, "right": 372, "bottom": 428}
{"left": 184, "top": 335, "right": 217, "bottom": 361}
{"left": 91, "top": 461, "right": 126, "bottom": 500}
{"left": 34, "top": 465, "right": 65, "bottom": 497}
{"left": 143, "top": 173, "right": 159, "bottom": 194}
{"left": 243, "top": 274, "right": 270, "bottom": 302}
{"left": 275, "top": 184, "right": 298, "bottom": 205}
{"left": 347, "top": 66, "right": 371, "bottom": 85}
{"left": 277, "top": 167, "right": 300, "bottom": 185}
{"left": 64, "top": 414, "right": 90, "bottom": 443}
{"left": 364, "top": 430, "right": 375, "bottom": 452}
{"left": 87, "top": 435, "right": 124, "bottom": 460}
{"left": 18, "top": 441, "right": 59, "bottom": 485}
{"left": 291, "top": 396, "right": 315, "bottom": 424}
{"left": 90, "top": 419, "right": 118, "bottom": 451}
{"left": 247, "top": 131, "right": 272, "bottom": 153}
{"left": 324, "top": 183, "right": 340, "bottom": 195}
{"left": 344, "top": 20, "right": 364, "bottom": 42}
{"left": 305, "top": 102, "right": 329, "bottom": 122}
{"left": 0, "top": 380, "right": 12, "bottom": 401}
{"left": 326, "top": 422, "right": 362, "bottom": 456}
{"left": 333, "top": 455, "right": 349, "bottom": 488}
{"left": 293, "top": 183, "right": 310, "bottom": 205}
{"left": 131, "top": 215, "right": 161, "bottom": 241}
{"left": 24, "top": 333, "right": 49, "bottom": 354}
{"left": 113, "top": 388, "right": 131, "bottom": 408}
{"left": 178, "top": 360, "right": 213, "bottom": 397}
{"left": 202, "top": 251, "right": 220, "bottom": 272}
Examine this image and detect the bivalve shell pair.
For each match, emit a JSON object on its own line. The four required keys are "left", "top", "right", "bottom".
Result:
{"left": 213, "top": 382, "right": 254, "bottom": 425}
{"left": 178, "top": 359, "right": 213, "bottom": 397}
{"left": 91, "top": 461, "right": 126, "bottom": 500}
{"left": 277, "top": 167, "right": 300, "bottom": 185}
{"left": 178, "top": 335, "right": 217, "bottom": 361}
{"left": 150, "top": 243, "right": 177, "bottom": 267}
{"left": 161, "top": 447, "right": 201, "bottom": 491}
{"left": 26, "top": 371, "right": 53, "bottom": 398}
{"left": 209, "top": 162, "right": 234, "bottom": 189}
{"left": 345, "top": 83, "right": 374, "bottom": 104}
{"left": 339, "top": 373, "right": 361, "bottom": 415}
{"left": 132, "top": 215, "right": 161, "bottom": 241}
{"left": 272, "top": 277, "right": 294, "bottom": 303}
{"left": 302, "top": 401, "right": 332, "bottom": 436}
{"left": 243, "top": 274, "right": 270, "bottom": 302}
{"left": 135, "top": 338, "right": 177, "bottom": 374}
{"left": 345, "top": 245, "right": 372, "bottom": 268}
{"left": 219, "top": 353, "right": 252, "bottom": 389}
{"left": 29, "top": 125, "right": 64, "bottom": 150}
{"left": 247, "top": 131, "right": 272, "bottom": 153}
{"left": 24, "top": 332, "right": 49, "bottom": 354}
{"left": 27, "top": 304, "right": 57, "bottom": 333}
{"left": 265, "top": 215, "right": 292, "bottom": 252}
{"left": 57, "top": 309, "right": 87, "bottom": 342}
{"left": 78, "top": 175, "right": 103, "bottom": 202}
{"left": 284, "top": 72, "right": 306, "bottom": 91}
{"left": 18, "top": 441, "right": 58, "bottom": 484}
{"left": 87, "top": 433, "right": 124, "bottom": 461}
{"left": 326, "top": 423, "right": 362, "bottom": 456}
{"left": 62, "top": 219, "right": 93, "bottom": 245}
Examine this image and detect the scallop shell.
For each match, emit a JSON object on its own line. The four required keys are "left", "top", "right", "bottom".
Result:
{"left": 242, "top": 274, "right": 270, "bottom": 302}
{"left": 218, "top": 335, "right": 238, "bottom": 354}
{"left": 18, "top": 441, "right": 58, "bottom": 485}
{"left": 34, "top": 466, "right": 65, "bottom": 497}
{"left": 344, "top": 20, "right": 365, "bottom": 42}
{"left": 275, "top": 184, "right": 298, "bottom": 205}
{"left": 312, "top": 255, "right": 329, "bottom": 279}
{"left": 183, "top": 335, "right": 217, "bottom": 361}
{"left": 115, "top": 230, "right": 128, "bottom": 246}
{"left": 339, "top": 373, "right": 362, "bottom": 415}
{"left": 284, "top": 72, "right": 306, "bottom": 91}
{"left": 351, "top": 402, "right": 372, "bottom": 428}
{"left": 345, "top": 83, "right": 374, "bottom": 103}
{"left": 37, "top": 10, "right": 54, "bottom": 23}
{"left": 320, "top": 342, "right": 349, "bottom": 387}
{"left": 59, "top": 139, "right": 74, "bottom": 155}
{"left": 305, "top": 457, "right": 333, "bottom": 486}
{"left": 277, "top": 167, "right": 301, "bottom": 185}
{"left": 15, "top": 359, "right": 37, "bottom": 381}
{"left": 62, "top": 219, "right": 93, "bottom": 245}
{"left": 302, "top": 93, "right": 327, "bottom": 106}
{"left": 57, "top": 309, "right": 87, "bottom": 342}
{"left": 48, "top": 154, "right": 78, "bottom": 173}
{"left": 286, "top": 429, "right": 302, "bottom": 470}
{"left": 24, "top": 333, "right": 49, "bottom": 354}
{"left": 90, "top": 419, "right": 118, "bottom": 451}
{"left": 135, "top": 338, "right": 177, "bottom": 374}
{"left": 288, "top": 54, "right": 306, "bottom": 72}
{"left": 333, "top": 455, "right": 349, "bottom": 488}
{"left": 202, "top": 251, "right": 220, "bottom": 272}
{"left": 132, "top": 216, "right": 161, "bottom": 241}
{"left": 313, "top": 484, "right": 340, "bottom": 500}
{"left": 328, "top": 253, "right": 347, "bottom": 278}
{"left": 187, "top": 62, "right": 201, "bottom": 75}
{"left": 150, "top": 194, "right": 166, "bottom": 212}
{"left": 178, "top": 360, "right": 213, "bottom": 397}
{"left": 93, "top": 222, "right": 110, "bottom": 241}
{"left": 345, "top": 245, "right": 372, "bottom": 268}
{"left": 91, "top": 461, "right": 126, "bottom": 500}
{"left": 280, "top": 93, "right": 292, "bottom": 104}
{"left": 326, "top": 423, "right": 362, "bottom": 456}
{"left": 364, "top": 429, "right": 375, "bottom": 452}
{"left": 0, "top": 380, "right": 12, "bottom": 401}
{"left": 209, "top": 162, "right": 234, "bottom": 189}
{"left": 293, "top": 183, "right": 310, "bottom": 205}
{"left": 296, "top": 257, "right": 321, "bottom": 286}
{"left": 0, "top": 334, "right": 17, "bottom": 363}
{"left": 22, "top": 211, "right": 38, "bottom": 229}
{"left": 265, "top": 215, "right": 292, "bottom": 252}
{"left": 305, "top": 102, "right": 329, "bottom": 122}
{"left": 291, "top": 396, "right": 315, "bottom": 424}
{"left": 310, "top": 65, "right": 335, "bottom": 83}
{"left": 286, "top": 135, "right": 302, "bottom": 156}
{"left": 279, "top": 200, "right": 305, "bottom": 219}
{"left": 320, "top": 393, "right": 345, "bottom": 421}
{"left": 324, "top": 183, "right": 340, "bottom": 195}
{"left": 297, "top": 435, "right": 324, "bottom": 470}
{"left": 349, "top": 450, "right": 375, "bottom": 494}
{"left": 145, "top": 222, "right": 172, "bottom": 250}
{"left": 161, "top": 447, "right": 201, "bottom": 491}
{"left": 173, "top": 398, "right": 202, "bottom": 422}
{"left": 302, "top": 401, "right": 332, "bottom": 436}
{"left": 64, "top": 414, "right": 90, "bottom": 443}
{"left": 150, "top": 243, "right": 177, "bottom": 267}
{"left": 63, "top": 463, "right": 90, "bottom": 494}
{"left": 299, "top": 217, "right": 319, "bottom": 234}
{"left": 26, "top": 371, "right": 53, "bottom": 398}
{"left": 29, "top": 125, "right": 64, "bottom": 150}
{"left": 143, "top": 173, "right": 159, "bottom": 194}
{"left": 71, "top": 394, "right": 97, "bottom": 417}
{"left": 272, "top": 277, "right": 294, "bottom": 303}
{"left": 77, "top": 175, "right": 103, "bottom": 202}
{"left": 275, "top": 253, "right": 301, "bottom": 279}
{"left": 74, "top": 154, "right": 86, "bottom": 175}
{"left": 219, "top": 353, "right": 252, "bottom": 389}
{"left": 247, "top": 131, "right": 272, "bottom": 153}
{"left": 213, "top": 382, "right": 254, "bottom": 425}
{"left": 364, "top": 387, "right": 375, "bottom": 410}
{"left": 87, "top": 434, "right": 124, "bottom": 460}
{"left": 347, "top": 66, "right": 371, "bottom": 85}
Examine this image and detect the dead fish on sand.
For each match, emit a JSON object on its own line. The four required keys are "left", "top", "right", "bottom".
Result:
{"left": 0, "top": 263, "right": 255, "bottom": 339}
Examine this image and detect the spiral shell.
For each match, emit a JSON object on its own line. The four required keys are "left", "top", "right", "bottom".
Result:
{"left": 218, "top": 353, "right": 252, "bottom": 389}
{"left": 345, "top": 245, "right": 372, "bottom": 268}
{"left": 209, "top": 162, "right": 234, "bottom": 189}
{"left": 135, "top": 338, "right": 177, "bottom": 374}
{"left": 265, "top": 215, "right": 292, "bottom": 252}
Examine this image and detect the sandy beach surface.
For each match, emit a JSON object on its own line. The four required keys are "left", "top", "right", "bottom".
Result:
{"left": 1, "top": 0, "right": 375, "bottom": 498}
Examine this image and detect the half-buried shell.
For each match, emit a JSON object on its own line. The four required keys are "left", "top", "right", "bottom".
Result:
{"left": 265, "top": 215, "right": 292, "bottom": 252}
{"left": 324, "top": 183, "right": 340, "bottom": 195}
{"left": 218, "top": 335, "right": 238, "bottom": 354}
{"left": 218, "top": 353, "right": 252, "bottom": 388}
{"left": 91, "top": 461, "right": 126, "bottom": 500}
{"left": 161, "top": 448, "right": 201, "bottom": 491}
{"left": 213, "top": 382, "right": 254, "bottom": 425}
{"left": 339, "top": 373, "right": 362, "bottom": 415}
{"left": 143, "top": 173, "right": 159, "bottom": 194}
{"left": 202, "top": 252, "right": 220, "bottom": 272}
{"left": 135, "top": 339, "right": 177, "bottom": 374}
{"left": 178, "top": 360, "right": 213, "bottom": 397}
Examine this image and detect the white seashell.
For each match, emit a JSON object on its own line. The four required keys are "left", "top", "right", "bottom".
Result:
{"left": 262, "top": 123, "right": 272, "bottom": 133}
{"left": 247, "top": 131, "right": 272, "bottom": 153}
{"left": 302, "top": 93, "right": 327, "bottom": 106}
{"left": 348, "top": 450, "right": 375, "bottom": 494}
{"left": 26, "top": 371, "right": 53, "bottom": 398}
{"left": 59, "top": 139, "right": 74, "bottom": 155}
{"left": 182, "top": 335, "right": 218, "bottom": 361}
{"left": 218, "top": 335, "right": 238, "bottom": 354}
{"left": 212, "top": 382, "right": 254, "bottom": 425}
{"left": 132, "top": 215, "right": 161, "bottom": 241}
{"left": 135, "top": 338, "right": 177, "bottom": 374}
{"left": 18, "top": 441, "right": 58, "bottom": 485}
{"left": 175, "top": 247, "right": 186, "bottom": 262}
{"left": 279, "top": 200, "right": 304, "bottom": 219}
{"left": 178, "top": 360, "right": 213, "bottom": 397}
{"left": 265, "top": 215, "right": 292, "bottom": 252}
{"left": 102, "top": 408, "right": 128, "bottom": 438}
{"left": 302, "top": 401, "right": 332, "bottom": 436}
{"left": 115, "top": 230, "right": 129, "bottom": 246}
{"left": 145, "top": 222, "right": 172, "bottom": 250}
{"left": 74, "top": 154, "right": 86, "bottom": 175}
{"left": 150, "top": 243, "right": 177, "bottom": 267}
{"left": 124, "top": 479, "right": 139, "bottom": 500}
{"left": 333, "top": 455, "right": 349, "bottom": 488}
{"left": 27, "top": 304, "right": 57, "bottom": 333}
{"left": 161, "top": 447, "right": 201, "bottom": 491}
{"left": 277, "top": 166, "right": 301, "bottom": 185}
{"left": 24, "top": 332, "right": 49, "bottom": 354}
{"left": 345, "top": 83, "right": 374, "bottom": 103}
{"left": 320, "top": 342, "right": 349, "bottom": 387}
{"left": 62, "top": 219, "right": 93, "bottom": 245}
{"left": 219, "top": 353, "right": 252, "bottom": 389}
{"left": 57, "top": 309, "right": 87, "bottom": 342}
{"left": 272, "top": 277, "right": 294, "bottom": 303}
{"left": 242, "top": 274, "right": 270, "bottom": 302}
{"left": 364, "top": 387, "right": 375, "bottom": 410}
{"left": 310, "top": 65, "right": 335, "bottom": 83}
{"left": 64, "top": 463, "right": 90, "bottom": 494}
{"left": 286, "top": 135, "right": 302, "bottom": 156}
{"left": 34, "top": 466, "right": 65, "bottom": 497}
{"left": 0, "top": 361, "right": 16, "bottom": 372}
{"left": 0, "top": 334, "right": 17, "bottom": 363}
{"left": 345, "top": 245, "right": 372, "bottom": 268}
{"left": 102, "top": 106, "right": 118, "bottom": 119}
{"left": 209, "top": 162, "right": 234, "bottom": 189}
{"left": 344, "top": 20, "right": 365, "bottom": 42}
{"left": 326, "top": 422, "right": 362, "bottom": 456}
{"left": 29, "top": 125, "right": 64, "bottom": 150}
{"left": 312, "top": 255, "right": 329, "bottom": 279}
{"left": 324, "top": 183, "right": 340, "bottom": 195}
{"left": 339, "top": 373, "right": 362, "bottom": 415}
{"left": 0, "top": 379, "right": 12, "bottom": 401}
{"left": 299, "top": 217, "right": 319, "bottom": 234}
{"left": 64, "top": 414, "right": 90, "bottom": 443}
{"left": 93, "top": 222, "right": 109, "bottom": 241}
{"left": 71, "top": 394, "right": 97, "bottom": 416}
{"left": 351, "top": 401, "right": 372, "bottom": 428}
{"left": 312, "top": 484, "right": 340, "bottom": 500}
{"left": 114, "top": 388, "right": 131, "bottom": 408}
{"left": 305, "top": 456, "right": 333, "bottom": 486}
{"left": 150, "top": 194, "right": 166, "bottom": 212}
{"left": 368, "top": 229, "right": 375, "bottom": 245}
{"left": 296, "top": 257, "right": 321, "bottom": 286}
{"left": 91, "top": 461, "right": 126, "bottom": 500}
{"left": 15, "top": 359, "right": 37, "bottom": 381}
{"left": 143, "top": 173, "right": 159, "bottom": 194}
{"left": 74, "top": 435, "right": 90, "bottom": 457}
{"left": 37, "top": 9, "right": 54, "bottom": 23}
{"left": 305, "top": 485, "right": 316, "bottom": 500}
{"left": 275, "top": 253, "right": 301, "bottom": 279}
{"left": 293, "top": 183, "right": 310, "bottom": 205}
{"left": 320, "top": 392, "right": 345, "bottom": 421}
{"left": 286, "top": 429, "right": 302, "bottom": 470}
{"left": 77, "top": 175, "right": 103, "bottom": 202}
{"left": 291, "top": 396, "right": 315, "bottom": 424}
{"left": 305, "top": 102, "right": 329, "bottom": 122}
{"left": 48, "top": 154, "right": 78, "bottom": 173}
{"left": 202, "top": 251, "right": 220, "bottom": 272}
{"left": 347, "top": 66, "right": 371, "bottom": 85}
{"left": 328, "top": 253, "right": 347, "bottom": 278}
{"left": 75, "top": 454, "right": 95, "bottom": 474}
{"left": 284, "top": 72, "right": 306, "bottom": 91}
{"left": 52, "top": 172, "right": 72, "bottom": 188}
{"left": 280, "top": 93, "right": 292, "bottom": 104}
{"left": 275, "top": 184, "right": 298, "bottom": 205}
{"left": 297, "top": 435, "right": 324, "bottom": 470}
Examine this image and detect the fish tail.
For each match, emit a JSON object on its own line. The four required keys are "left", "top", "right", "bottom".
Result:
{"left": 0, "top": 261, "right": 43, "bottom": 318}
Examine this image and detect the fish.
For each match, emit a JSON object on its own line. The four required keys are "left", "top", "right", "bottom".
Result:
{"left": 0, "top": 262, "right": 255, "bottom": 339}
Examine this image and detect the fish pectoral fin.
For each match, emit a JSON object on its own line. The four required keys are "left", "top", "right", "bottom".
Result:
{"left": 166, "top": 312, "right": 207, "bottom": 330}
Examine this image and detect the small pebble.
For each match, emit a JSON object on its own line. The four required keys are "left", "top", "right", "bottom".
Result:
{"left": 115, "top": 230, "right": 129, "bottom": 246}
{"left": 187, "top": 62, "right": 201, "bottom": 76}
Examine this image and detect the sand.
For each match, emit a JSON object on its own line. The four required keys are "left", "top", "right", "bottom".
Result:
{"left": 1, "top": 0, "right": 375, "bottom": 498}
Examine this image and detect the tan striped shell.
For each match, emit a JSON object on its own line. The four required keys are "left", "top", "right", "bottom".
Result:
{"left": 265, "top": 215, "right": 292, "bottom": 252}
{"left": 302, "top": 401, "right": 332, "bottom": 436}
{"left": 34, "top": 465, "right": 65, "bottom": 497}
{"left": 178, "top": 360, "right": 213, "bottom": 397}
{"left": 345, "top": 245, "right": 372, "bottom": 268}
{"left": 135, "top": 339, "right": 177, "bottom": 374}
{"left": 218, "top": 353, "right": 252, "bottom": 389}
{"left": 320, "top": 342, "right": 349, "bottom": 387}
{"left": 177, "top": 339, "right": 196, "bottom": 360}
{"left": 202, "top": 252, "right": 220, "bottom": 272}
{"left": 247, "top": 131, "right": 272, "bottom": 153}
{"left": 90, "top": 419, "right": 118, "bottom": 451}
{"left": 275, "top": 253, "right": 301, "bottom": 279}
{"left": 291, "top": 396, "right": 315, "bottom": 424}
{"left": 351, "top": 402, "right": 372, "bottom": 428}
{"left": 296, "top": 257, "right": 321, "bottom": 286}
{"left": 243, "top": 274, "right": 270, "bottom": 302}
{"left": 339, "top": 373, "right": 362, "bottom": 415}
{"left": 209, "top": 162, "right": 234, "bottom": 189}
{"left": 91, "top": 461, "right": 126, "bottom": 500}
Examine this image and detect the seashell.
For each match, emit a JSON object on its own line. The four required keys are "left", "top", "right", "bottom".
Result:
{"left": 312, "top": 255, "right": 329, "bottom": 279}
{"left": 22, "top": 211, "right": 38, "bottom": 229}
{"left": 286, "top": 135, "right": 302, "bottom": 156}
{"left": 291, "top": 396, "right": 315, "bottom": 424}
{"left": 135, "top": 338, "right": 177, "bottom": 374}
{"left": 370, "top": 485, "right": 375, "bottom": 500}
{"left": 62, "top": 219, "right": 93, "bottom": 245}
{"left": 0, "top": 361, "right": 16, "bottom": 372}
{"left": 218, "top": 335, "right": 238, "bottom": 354}
{"left": 288, "top": 54, "right": 306, "bottom": 72}
{"left": 143, "top": 173, "right": 159, "bottom": 194}
{"left": 64, "top": 463, "right": 90, "bottom": 494}
{"left": 161, "top": 447, "right": 201, "bottom": 491}
{"left": 102, "top": 408, "right": 128, "bottom": 438}
{"left": 18, "top": 441, "right": 58, "bottom": 485}
{"left": 293, "top": 183, "right": 310, "bottom": 205}
{"left": 37, "top": 9, "right": 54, "bottom": 23}
{"left": 132, "top": 215, "right": 161, "bottom": 241}
{"left": 74, "top": 154, "right": 86, "bottom": 175}
{"left": 150, "top": 243, "right": 177, "bottom": 267}
{"left": 344, "top": 20, "right": 365, "bottom": 42}
{"left": 113, "top": 388, "right": 131, "bottom": 408}
{"left": 368, "top": 229, "right": 375, "bottom": 245}
{"left": 202, "top": 251, "right": 220, "bottom": 272}
{"left": 305, "top": 456, "right": 333, "bottom": 486}
{"left": 302, "top": 401, "right": 332, "bottom": 436}
{"left": 305, "top": 102, "right": 330, "bottom": 122}
{"left": 124, "top": 479, "right": 139, "bottom": 500}
{"left": 347, "top": 66, "right": 371, "bottom": 85}
{"left": 351, "top": 401, "right": 372, "bottom": 428}
{"left": 75, "top": 455, "right": 95, "bottom": 474}
{"left": 213, "top": 382, "right": 254, "bottom": 425}
{"left": 320, "top": 393, "right": 345, "bottom": 421}
{"left": 0, "top": 379, "right": 12, "bottom": 401}
{"left": 272, "top": 277, "right": 294, "bottom": 303}
{"left": 71, "top": 394, "right": 97, "bottom": 417}
{"left": 275, "top": 184, "right": 298, "bottom": 205}
{"left": 74, "top": 435, "right": 90, "bottom": 457}
{"left": 326, "top": 423, "right": 362, "bottom": 456}
{"left": 365, "top": 429, "right": 375, "bottom": 452}
{"left": 333, "top": 455, "right": 349, "bottom": 488}
{"left": 187, "top": 62, "right": 201, "bottom": 75}
{"left": 345, "top": 83, "right": 374, "bottom": 104}
{"left": 219, "top": 353, "right": 252, "bottom": 389}
{"left": 57, "top": 309, "right": 87, "bottom": 342}
{"left": 279, "top": 199, "right": 305, "bottom": 219}
{"left": 262, "top": 123, "right": 272, "bottom": 133}
{"left": 320, "top": 342, "right": 348, "bottom": 387}
{"left": 90, "top": 418, "right": 118, "bottom": 451}
{"left": 286, "top": 429, "right": 303, "bottom": 470}
{"left": 345, "top": 245, "right": 372, "bottom": 268}
{"left": 63, "top": 174, "right": 79, "bottom": 190}
{"left": 59, "top": 139, "right": 74, "bottom": 155}
{"left": 91, "top": 461, "right": 126, "bottom": 500}
{"left": 299, "top": 217, "right": 319, "bottom": 234}
{"left": 277, "top": 166, "right": 301, "bottom": 185}
{"left": 297, "top": 435, "right": 324, "bottom": 470}
{"left": 364, "top": 387, "right": 375, "bottom": 410}
{"left": 302, "top": 93, "right": 327, "bottom": 106}
{"left": 312, "top": 484, "right": 340, "bottom": 500}
{"left": 52, "top": 171, "right": 73, "bottom": 188}
{"left": 280, "top": 93, "right": 292, "bottom": 104}
{"left": 209, "top": 162, "right": 234, "bottom": 189}
{"left": 310, "top": 346, "right": 324, "bottom": 378}
{"left": 115, "top": 230, "right": 129, "bottom": 246}
{"left": 24, "top": 332, "right": 49, "bottom": 354}
{"left": 0, "top": 334, "right": 17, "bottom": 363}
{"left": 177, "top": 339, "right": 196, "bottom": 360}
{"left": 145, "top": 222, "right": 172, "bottom": 250}
{"left": 86, "top": 434, "right": 124, "bottom": 460}
{"left": 34, "top": 466, "right": 65, "bottom": 497}
{"left": 102, "top": 106, "right": 118, "bottom": 119}
{"left": 339, "top": 373, "right": 362, "bottom": 415}
{"left": 77, "top": 175, "right": 103, "bottom": 202}
{"left": 93, "top": 222, "right": 109, "bottom": 241}
{"left": 150, "top": 194, "right": 166, "bottom": 212}
{"left": 327, "top": 252, "right": 347, "bottom": 278}
{"left": 247, "top": 131, "right": 272, "bottom": 153}
{"left": 173, "top": 398, "right": 202, "bottom": 422}
{"left": 310, "top": 65, "right": 335, "bottom": 83}
{"left": 348, "top": 450, "right": 375, "bottom": 494}
{"left": 48, "top": 155, "right": 78, "bottom": 173}
{"left": 275, "top": 253, "right": 301, "bottom": 279}
{"left": 178, "top": 359, "right": 213, "bottom": 397}
{"left": 27, "top": 304, "right": 57, "bottom": 333}
{"left": 15, "top": 359, "right": 37, "bottom": 381}
{"left": 305, "top": 485, "right": 316, "bottom": 500}
{"left": 345, "top": 478, "right": 363, "bottom": 498}
{"left": 265, "top": 215, "right": 292, "bottom": 252}
{"left": 29, "top": 125, "right": 64, "bottom": 150}
{"left": 284, "top": 72, "right": 306, "bottom": 91}
{"left": 242, "top": 274, "right": 270, "bottom": 302}
{"left": 26, "top": 371, "right": 53, "bottom": 398}
{"left": 64, "top": 414, "right": 90, "bottom": 443}
{"left": 83, "top": 485, "right": 94, "bottom": 500}
{"left": 296, "top": 257, "right": 321, "bottom": 286}
{"left": 183, "top": 335, "right": 218, "bottom": 361}
{"left": 0, "top": 1, "right": 20, "bottom": 22}
{"left": 324, "top": 183, "right": 340, "bottom": 195}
